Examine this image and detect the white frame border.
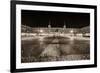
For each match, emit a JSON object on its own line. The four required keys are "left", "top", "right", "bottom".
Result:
{"left": 16, "top": 4, "right": 94, "bottom": 69}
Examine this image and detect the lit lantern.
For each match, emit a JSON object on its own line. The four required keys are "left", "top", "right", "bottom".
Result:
{"left": 40, "top": 29, "right": 43, "bottom": 33}
{"left": 70, "top": 29, "right": 74, "bottom": 33}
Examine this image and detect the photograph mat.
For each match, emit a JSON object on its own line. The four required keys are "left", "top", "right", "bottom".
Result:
{"left": 16, "top": 4, "right": 94, "bottom": 69}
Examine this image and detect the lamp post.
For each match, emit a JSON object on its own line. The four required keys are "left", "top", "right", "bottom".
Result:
{"left": 48, "top": 20, "right": 51, "bottom": 33}
{"left": 63, "top": 21, "right": 66, "bottom": 36}
{"left": 70, "top": 29, "right": 74, "bottom": 36}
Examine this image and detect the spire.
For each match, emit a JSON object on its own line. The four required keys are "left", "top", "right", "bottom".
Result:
{"left": 63, "top": 20, "right": 66, "bottom": 28}
{"left": 48, "top": 20, "right": 51, "bottom": 28}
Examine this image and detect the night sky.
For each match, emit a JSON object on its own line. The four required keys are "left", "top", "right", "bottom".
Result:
{"left": 21, "top": 10, "right": 90, "bottom": 28}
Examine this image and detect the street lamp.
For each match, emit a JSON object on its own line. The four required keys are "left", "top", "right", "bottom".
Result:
{"left": 40, "top": 29, "right": 43, "bottom": 33}
{"left": 70, "top": 29, "right": 74, "bottom": 33}
{"left": 70, "top": 29, "right": 74, "bottom": 40}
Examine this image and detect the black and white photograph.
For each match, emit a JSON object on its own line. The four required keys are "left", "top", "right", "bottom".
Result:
{"left": 21, "top": 10, "right": 90, "bottom": 63}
